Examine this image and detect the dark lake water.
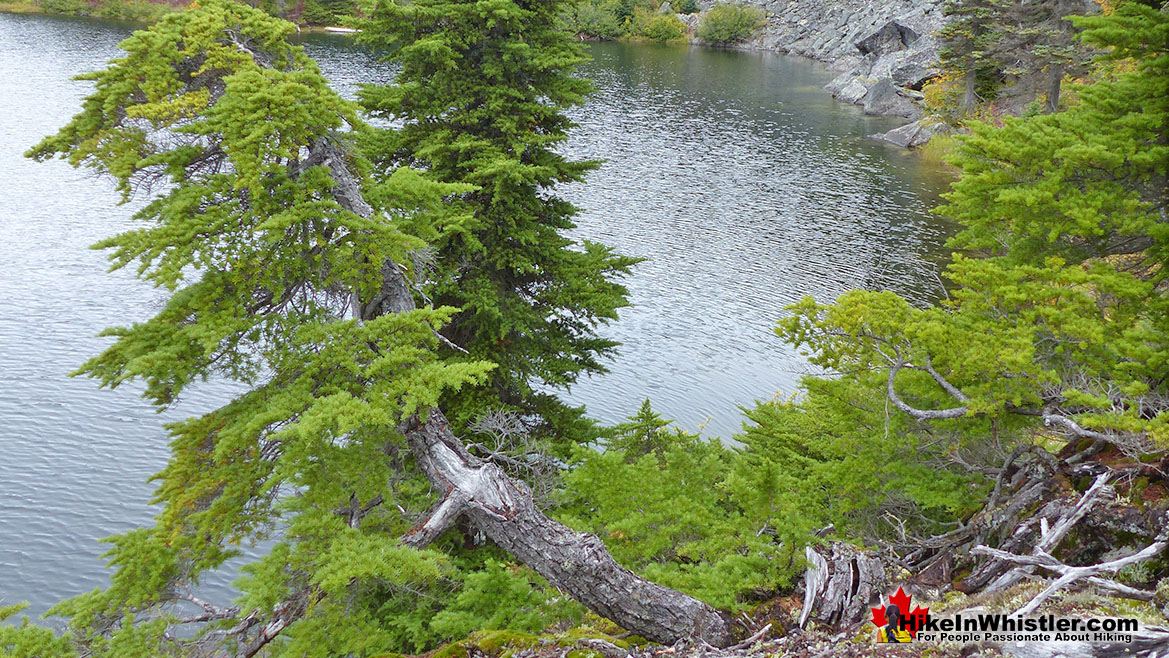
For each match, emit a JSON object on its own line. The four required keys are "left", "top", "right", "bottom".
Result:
{"left": 0, "top": 12, "right": 955, "bottom": 618}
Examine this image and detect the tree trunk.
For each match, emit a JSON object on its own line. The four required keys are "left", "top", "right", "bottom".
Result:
{"left": 314, "top": 138, "right": 735, "bottom": 647}
{"left": 403, "top": 413, "right": 735, "bottom": 646}
{"left": 963, "top": 69, "right": 978, "bottom": 112}
{"left": 798, "top": 542, "right": 886, "bottom": 629}
{"left": 1045, "top": 63, "right": 1063, "bottom": 114}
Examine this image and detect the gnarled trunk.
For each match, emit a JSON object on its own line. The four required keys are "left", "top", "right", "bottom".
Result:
{"left": 402, "top": 413, "right": 734, "bottom": 645}
{"left": 315, "top": 138, "right": 735, "bottom": 647}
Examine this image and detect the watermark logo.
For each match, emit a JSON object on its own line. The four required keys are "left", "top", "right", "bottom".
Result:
{"left": 871, "top": 587, "right": 929, "bottom": 643}
{"left": 869, "top": 586, "right": 1141, "bottom": 645}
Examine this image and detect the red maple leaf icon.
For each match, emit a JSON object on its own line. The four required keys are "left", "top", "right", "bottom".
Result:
{"left": 870, "top": 587, "right": 929, "bottom": 638}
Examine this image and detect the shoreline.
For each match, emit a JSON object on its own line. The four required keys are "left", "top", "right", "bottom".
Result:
{"left": 1, "top": 2, "right": 951, "bottom": 150}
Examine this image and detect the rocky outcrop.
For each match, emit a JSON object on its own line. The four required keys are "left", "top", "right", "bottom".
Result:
{"left": 696, "top": 0, "right": 946, "bottom": 132}
{"left": 873, "top": 116, "right": 952, "bottom": 147}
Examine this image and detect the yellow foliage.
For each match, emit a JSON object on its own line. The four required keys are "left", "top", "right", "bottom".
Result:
{"left": 921, "top": 72, "right": 961, "bottom": 113}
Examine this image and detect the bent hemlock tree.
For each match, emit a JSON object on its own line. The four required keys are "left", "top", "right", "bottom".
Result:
{"left": 28, "top": 3, "right": 731, "bottom": 656}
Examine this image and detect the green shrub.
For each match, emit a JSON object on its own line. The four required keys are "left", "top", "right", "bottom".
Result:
{"left": 697, "top": 2, "right": 764, "bottom": 43}
{"left": 100, "top": 0, "right": 172, "bottom": 21}
{"left": 558, "top": 403, "right": 801, "bottom": 609}
{"left": 431, "top": 560, "right": 584, "bottom": 640}
{"left": 676, "top": 0, "right": 697, "bottom": 13}
{"left": 32, "top": 0, "right": 177, "bottom": 21}
{"left": 571, "top": 0, "right": 623, "bottom": 39}
{"left": 641, "top": 12, "right": 687, "bottom": 41}
{"left": 36, "top": 0, "right": 88, "bottom": 15}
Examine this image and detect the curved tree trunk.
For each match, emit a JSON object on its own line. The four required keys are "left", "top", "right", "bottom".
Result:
{"left": 402, "top": 413, "right": 735, "bottom": 645}
{"left": 313, "top": 138, "right": 735, "bottom": 647}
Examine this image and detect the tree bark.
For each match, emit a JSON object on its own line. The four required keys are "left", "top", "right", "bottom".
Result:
{"left": 963, "top": 69, "right": 978, "bottom": 112}
{"left": 402, "top": 413, "right": 734, "bottom": 646}
{"left": 797, "top": 542, "right": 886, "bottom": 629}
{"left": 1045, "top": 63, "right": 1063, "bottom": 114}
{"left": 315, "top": 138, "right": 735, "bottom": 647}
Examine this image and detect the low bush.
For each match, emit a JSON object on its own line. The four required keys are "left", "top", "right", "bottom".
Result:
{"left": 697, "top": 2, "right": 764, "bottom": 44}
{"left": 641, "top": 12, "right": 687, "bottom": 41}
{"left": 571, "top": 0, "right": 623, "bottom": 39}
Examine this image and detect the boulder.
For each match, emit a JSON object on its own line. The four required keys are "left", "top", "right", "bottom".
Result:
{"left": 892, "top": 61, "right": 939, "bottom": 89}
{"left": 826, "top": 72, "right": 872, "bottom": 105}
{"left": 837, "top": 78, "right": 872, "bottom": 105}
{"left": 874, "top": 117, "right": 952, "bottom": 148}
{"left": 888, "top": 39, "right": 942, "bottom": 89}
{"left": 861, "top": 78, "right": 921, "bottom": 119}
{"left": 677, "top": 13, "right": 700, "bottom": 32}
{"left": 854, "top": 20, "right": 919, "bottom": 57}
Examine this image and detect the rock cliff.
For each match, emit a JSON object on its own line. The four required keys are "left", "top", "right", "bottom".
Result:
{"left": 698, "top": 0, "right": 947, "bottom": 126}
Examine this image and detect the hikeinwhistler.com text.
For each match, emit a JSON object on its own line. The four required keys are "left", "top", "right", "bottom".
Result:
{"left": 914, "top": 613, "right": 1140, "bottom": 644}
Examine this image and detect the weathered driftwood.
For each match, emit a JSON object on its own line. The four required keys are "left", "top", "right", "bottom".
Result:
{"left": 972, "top": 511, "right": 1168, "bottom": 616}
{"left": 798, "top": 542, "right": 886, "bottom": 628}
{"left": 980, "top": 471, "right": 1114, "bottom": 596}
{"left": 998, "top": 627, "right": 1169, "bottom": 658}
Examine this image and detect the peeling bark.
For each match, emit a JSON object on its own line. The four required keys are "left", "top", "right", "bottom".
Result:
{"left": 797, "top": 542, "right": 886, "bottom": 629}
{"left": 314, "top": 139, "right": 735, "bottom": 647}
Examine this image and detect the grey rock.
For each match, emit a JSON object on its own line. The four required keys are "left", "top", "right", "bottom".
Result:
{"left": 874, "top": 116, "right": 953, "bottom": 148}
{"left": 892, "top": 61, "right": 938, "bottom": 89}
{"left": 698, "top": 0, "right": 945, "bottom": 118}
{"left": 875, "top": 121, "right": 923, "bottom": 148}
{"left": 854, "top": 20, "right": 919, "bottom": 56}
{"left": 832, "top": 76, "right": 872, "bottom": 105}
{"left": 861, "top": 78, "right": 921, "bottom": 118}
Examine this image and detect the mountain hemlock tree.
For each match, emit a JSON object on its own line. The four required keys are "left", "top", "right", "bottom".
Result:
{"left": 22, "top": 1, "right": 732, "bottom": 655}
{"left": 938, "top": 0, "right": 1010, "bottom": 111}
{"left": 996, "top": 0, "right": 1096, "bottom": 113}
{"left": 939, "top": 0, "right": 1099, "bottom": 114}
{"left": 358, "top": 0, "right": 640, "bottom": 453}
{"left": 781, "top": 1, "right": 1169, "bottom": 457}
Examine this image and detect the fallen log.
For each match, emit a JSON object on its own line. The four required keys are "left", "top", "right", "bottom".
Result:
{"left": 998, "top": 627, "right": 1169, "bottom": 658}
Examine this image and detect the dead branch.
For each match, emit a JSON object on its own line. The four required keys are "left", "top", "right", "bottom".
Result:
{"left": 972, "top": 518, "right": 1167, "bottom": 616}
{"left": 981, "top": 471, "right": 1113, "bottom": 595}
{"left": 886, "top": 361, "right": 969, "bottom": 420}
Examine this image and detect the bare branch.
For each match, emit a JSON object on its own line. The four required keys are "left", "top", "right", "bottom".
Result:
{"left": 972, "top": 523, "right": 1168, "bottom": 616}
{"left": 1040, "top": 413, "right": 1114, "bottom": 442}
{"left": 981, "top": 472, "right": 1112, "bottom": 594}
{"left": 922, "top": 354, "right": 970, "bottom": 403}
{"left": 886, "top": 361, "right": 969, "bottom": 420}
{"left": 400, "top": 490, "right": 470, "bottom": 548}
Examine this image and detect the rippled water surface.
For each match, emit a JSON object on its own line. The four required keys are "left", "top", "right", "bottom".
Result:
{"left": 0, "top": 13, "right": 954, "bottom": 617}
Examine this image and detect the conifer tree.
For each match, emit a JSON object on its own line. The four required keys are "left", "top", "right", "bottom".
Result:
{"left": 21, "top": 1, "right": 734, "bottom": 653}
{"left": 24, "top": 3, "right": 494, "bottom": 655}
{"left": 358, "top": 0, "right": 639, "bottom": 450}
{"left": 938, "top": 0, "right": 1009, "bottom": 111}
{"left": 997, "top": 0, "right": 1096, "bottom": 112}
{"left": 781, "top": 1, "right": 1169, "bottom": 456}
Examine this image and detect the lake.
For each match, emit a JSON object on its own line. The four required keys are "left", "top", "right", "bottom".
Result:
{"left": 0, "top": 12, "right": 954, "bottom": 617}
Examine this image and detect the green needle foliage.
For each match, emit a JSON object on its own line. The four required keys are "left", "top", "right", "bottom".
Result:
{"left": 778, "top": 0, "right": 1169, "bottom": 476}
{"left": 559, "top": 402, "right": 801, "bottom": 610}
{"left": 23, "top": 1, "right": 515, "bottom": 654}
{"left": 358, "top": 0, "right": 640, "bottom": 452}
{"left": 938, "top": 0, "right": 1010, "bottom": 111}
